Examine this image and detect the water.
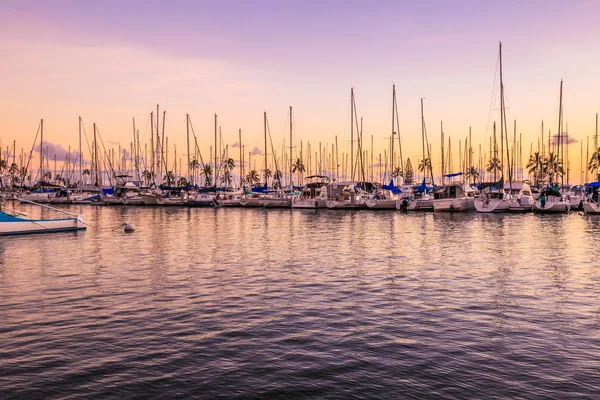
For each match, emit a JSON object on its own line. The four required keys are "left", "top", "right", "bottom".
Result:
{"left": 1, "top": 204, "right": 600, "bottom": 398}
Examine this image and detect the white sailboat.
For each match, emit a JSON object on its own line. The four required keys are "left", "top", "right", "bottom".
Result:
{"left": 583, "top": 183, "right": 600, "bottom": 214}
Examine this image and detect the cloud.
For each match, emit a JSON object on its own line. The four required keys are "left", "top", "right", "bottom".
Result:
{"left": 35, "top": 141, "right": 81, "bottom": 161}
{"left": 551, "top": 133, "right": 578, "bottom": 146}
{"left": 230, "top": 142, "right": 240, "bottom": 148}
{"left": 249, "top": 146, "right": 262, "bottom": 156}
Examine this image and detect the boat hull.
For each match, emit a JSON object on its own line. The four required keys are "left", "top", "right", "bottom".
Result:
{"left": 239, "top": 197, "right": 263, "bottom": 207}
{"left": 533, "top": 199, "right": 571, "bottom": 213}
{"left": 0, "top": 215, "right": 86, "bottom": 236}
{"left": 433, "top": 197, "right": 475, "bottom": 212}
{"left": 474, "top": 198, "right": 511, "bottom": 213}
{"left": 291, "top": 198, "right": 327, "bottom": 209}
{"left": 261, "top": 199, "right": 291, "bottom": 208}
{"left": 365, "top": 199, "right": 397, "bottom": 209}
{"left": 583, "top": 201, "right": 600, "bottom": 214}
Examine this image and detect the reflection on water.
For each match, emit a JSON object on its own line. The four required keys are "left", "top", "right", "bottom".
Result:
{"left": 1, "top": 204, "right": 600, "bottom": 398}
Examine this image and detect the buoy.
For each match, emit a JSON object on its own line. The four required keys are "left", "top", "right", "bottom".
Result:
{"left": 124, "top": 223, "right": 136, "bottom": 233}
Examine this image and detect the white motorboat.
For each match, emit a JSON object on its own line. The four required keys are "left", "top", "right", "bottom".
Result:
{"left": 291, "top": 176, "right": 329, "bottom": 209}
{"left": 101, "top": 181, "right": 144, "bottom": 205}
{"left": 432, "top": 183, "right": 476, "bottom": 212}
{"left": 325, "top": 182, "right": 369, "bottom": 209}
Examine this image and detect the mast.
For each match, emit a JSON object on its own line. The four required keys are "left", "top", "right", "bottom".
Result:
{"left": 155, "top": 105, "right": 161, "bottom": 185}
{"left": 558, "top": 80, "right": 564, "bottom": 187}
{"left": 40, "top": 118, "right": 44, "bottom": 182}
{"left": 78, "top": 117, "right": 83, "bottom": 185}
{"left": 150, "top": 111, "right": 154, "bottom": 181}
{"left": 214, "top": 113, "right": 217, "bottom": 187}
{"left": 239, "top": 129, "right": 243, "bottom": 188}
{"left": 391, "top": 84, "right": 395, "bottom": 184}
{"left": 350, "top": 88, "right": 354, "bottom": 180}
{"left": 289, "top": 106, "right": 293, "bottom": 188}
{"left": 441, "top": 122, "right": 445, "bottom": 184}
{"left": 186, "top": 114, "right": 190, "bottom": 184}
{"left": 264, "top": 111, "right": 268, "bottom": 185}
{"left": 93, "top": 123, "right": 99, "bottom": 186}
{"left": 420, "top": 98, "right": 426, "bottom": 182}
{"left": 499, "top": 42, "right": 505, "bottom": 181}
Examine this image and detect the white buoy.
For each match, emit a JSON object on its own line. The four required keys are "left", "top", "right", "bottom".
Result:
{"left": 124, "top": 223, "right": 136, "bottom": 233}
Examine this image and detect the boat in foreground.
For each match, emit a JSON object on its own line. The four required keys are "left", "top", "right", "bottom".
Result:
{"left": 0, "top": 199, "right": 86, "bottom": 236}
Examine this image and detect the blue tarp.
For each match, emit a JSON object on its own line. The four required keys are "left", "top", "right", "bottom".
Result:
{"left": 413, "top": 178, "right": 429, "bottom": 193}
{"left": 588, "top": 182, "right": 600, "bottom": 187}
{"left": 382, "top": 180, "right": 402, "bottom": 194}
{"left": 251, "top": 183, "right": 268, "bottom": 193}
{"left": 444, "top": 172, "right": 464, "bottom": 178}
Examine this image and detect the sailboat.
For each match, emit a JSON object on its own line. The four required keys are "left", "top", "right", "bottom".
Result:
{"left": 260, "top": 107, "right": 294, "bottom": 208}
{"left": 1, "top": 197, "right": 86, "bottom": 235}
{"left": 366, "top": 85, "right": 401, "bottom": 210}
{"left": 475, "top": 43, "right": 511, "bottom": 213}
{"left": 583, "top": 182, "right": 600, "bottom": 214}
{"left": 533, "top": 81, "right": 571, "bottom": 213}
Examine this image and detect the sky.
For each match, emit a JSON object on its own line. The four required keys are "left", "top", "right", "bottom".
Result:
{"left": 1, "top": 0, "right": 599, "bottom": 183}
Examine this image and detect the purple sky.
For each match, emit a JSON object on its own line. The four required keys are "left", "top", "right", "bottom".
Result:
{"left": 1, "top": 0, "right": 599, "bottom": 182}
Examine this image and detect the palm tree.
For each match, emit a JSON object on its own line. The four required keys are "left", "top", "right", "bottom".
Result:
{"left": 465, "top": 166, "right": 479, "bottom": 184}
{"left": 163, "top": 170, "right": 175, "bottom": 185}
{"left": 391, "top": 166, "right": 403, "bottom": 184}
{"left": 292, "top": 158, "right": 305, "bottom": 187}
{"left": 486, "top": 157, "right": 502, "bottom": 176}
{"left": 189, "top": 159, "right": 200, "bottom": 185}
{"left": 526, "top": 152, "right": 545, "bottom": 185}
{"left": 223, "top": 158, "right": 235, "bottom": 171}
{"left": 221, "top": 170, "right": 233, "bottom": 187}
{"left": 43, "top": 171, "right": 52, "bottom": 182}
{"left": 273, "top": 170, "right": 283, "bottom": 189}
{"left": 141, "top": 169, "right": 153, "bottom": 186}
{"left": 201, "top": 165, "right": 213, "bottom": 187}
{"left": 246, "top": 169, "right": 259, "bottom": 186}
{"left": 418, "top": 158, "right": 431, "bottom": 173}
{"left": 546, "top": 152, "right": 563, "bottom": 184}
{"left": 263, "top": 168, "right": 272, "bottom": 186}
{"left": 588, "top": 147, "right": 600, "bottom": 181}
{"left": 0, "top": 159, "right": 7, "bottom": 172}
{"left": 177, "top": 176, "right": 188, "bottom": 187}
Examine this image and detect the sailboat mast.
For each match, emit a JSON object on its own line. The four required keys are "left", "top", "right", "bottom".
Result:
{"left": 78, "top": 116, "right": 83, "bottom": 185}
{"left": 239, "top": 128, "right": 243, "bottom": 188}
{"left": 264, "top": 111, "right": 268, "bottom": 185}
{"left": 391, "top": 85, "right": 395, "bottom": 184}
{"left": 289, "top": 106, "right": 293, "bottom": 188}
{"left": 93, "top": 123, "right": 98, "bottom": 186}
{"left": 155, "top": 105, "right": 161, "bottom": 185}
{"left": 186, "top": 114, "right": 190, "bottom": 184}
{"left": 351, "top": 88, "right": 354, "bottom": 181}
{"left": 214, "top": 113, "right": 218, "bottom": 187}
{"left": 558, "top": 80, "right": 564, "bottom": 187}
{"left": 420, "top": 98, "right": 426, "bottom": 182}
{"left": 40, "top": 118, "right": 44, "bottom": 182}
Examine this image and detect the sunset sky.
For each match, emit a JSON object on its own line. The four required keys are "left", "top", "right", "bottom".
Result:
{"left": 1, "top": 0, "right": 599, "bottom": 183}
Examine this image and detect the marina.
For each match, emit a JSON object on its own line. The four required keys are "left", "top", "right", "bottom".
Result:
{"left": 3, "top": 1, "right": 600, "bottom": 398}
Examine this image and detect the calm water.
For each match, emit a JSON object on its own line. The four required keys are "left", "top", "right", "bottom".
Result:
{"left": 1, "top": 204, "right": 600, "bottom": 399}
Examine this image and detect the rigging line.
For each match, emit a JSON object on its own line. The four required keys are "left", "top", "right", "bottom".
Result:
{"left": 188, "top": 118, "right": 206, "bottom": 170}
{"left": 482, "top": 50, "right": 500, "bottom": 159}
{"left": 23, "top": 122, "right": 41, "bottom": 183}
